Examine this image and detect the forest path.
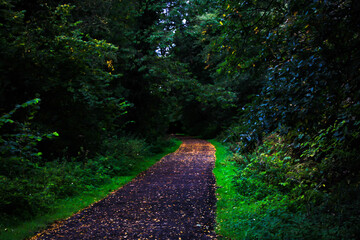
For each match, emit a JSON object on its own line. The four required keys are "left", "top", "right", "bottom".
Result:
{"left": 32, "top": 136, "right": 217, "bottom": 239}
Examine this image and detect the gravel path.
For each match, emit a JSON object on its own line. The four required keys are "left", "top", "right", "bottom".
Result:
{"left": 31, "top": 137, "right": 217, "bottom": 239}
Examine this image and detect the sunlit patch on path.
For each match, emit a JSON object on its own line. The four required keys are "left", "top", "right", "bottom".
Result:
{"left": 31, "top": 136, "right": 217, "bottom": 239}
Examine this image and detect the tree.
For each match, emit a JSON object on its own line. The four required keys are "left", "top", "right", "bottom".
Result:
{"left": 0, "top": 1, "right": 126, "bottom": 158}
{"left": 217, "top": 0, "right": 360, "bottom": 185}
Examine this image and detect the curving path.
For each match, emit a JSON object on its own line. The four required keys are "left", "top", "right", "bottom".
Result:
{"left": 31, "top": 137, "right": 217, "bottom": 240}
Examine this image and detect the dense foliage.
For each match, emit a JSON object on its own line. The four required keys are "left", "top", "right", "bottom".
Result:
{"left": 213, "top": 0, "right": 360, "bottom": 238}
{"left": 1, "top": 0, "right": 360, "bottom": 238}
{"left": 0, "top": 0, "right": 185, "bottom": 230}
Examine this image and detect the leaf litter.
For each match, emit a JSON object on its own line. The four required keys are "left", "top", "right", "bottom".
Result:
{"left": 31, "top": 136, "right": 217, "bottom": 239}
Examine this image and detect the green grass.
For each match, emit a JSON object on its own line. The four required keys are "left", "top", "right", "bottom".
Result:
{"left": 209, "top": 139, "right": 242, "bottom": 239}
{"left": 210, "top": 138, "right": 360, "bottom": 240}
{"left": 210, "top": 139, "right": 302, "bottom": 239}
{"left": 210, "top": 140, "right": 262, "bottom": 239}
{"left": 0, "top": 139, "right": 182, "bottom": 240}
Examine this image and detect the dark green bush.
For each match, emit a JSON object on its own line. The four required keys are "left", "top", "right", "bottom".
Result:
{"left": 227, "top": 133, "right": 360, "bottom": 239}
{"left": 0, "top": 130, "right": 175, "bottom": 223}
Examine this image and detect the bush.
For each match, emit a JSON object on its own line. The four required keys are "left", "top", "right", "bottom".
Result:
{"left": 0, "top": 133, "right": 177, "bottom": 223}
{"left": 0, "top": 99, "right": 59, "bottom": 219}
{"left": 221, "top": 133, "right": 360, "bottom": 239}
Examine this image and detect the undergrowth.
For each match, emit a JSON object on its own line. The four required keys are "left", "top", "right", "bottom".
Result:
{"left": 0, "top": 136, "right": 181, "bottom": 240}
{"left": 211, "top": 136, "right": 360, "bottom": 239}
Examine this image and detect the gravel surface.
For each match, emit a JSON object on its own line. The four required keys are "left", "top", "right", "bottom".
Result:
{"left": 31, "top": 136, "right": 217, "bottom": 240}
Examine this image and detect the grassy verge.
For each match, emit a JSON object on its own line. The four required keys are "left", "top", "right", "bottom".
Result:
{"left": 211, "top": 136, "right": 360, "bottom": 240}
{"left": 209, "top": 139, "right": 239, "bottom": 239}
{"left": 0, "top": 139, "right": 182, "bottom": 240}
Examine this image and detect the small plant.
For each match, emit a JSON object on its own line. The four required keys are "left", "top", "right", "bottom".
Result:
{"left": 0, "top": 99, "right": 59, "bottom": 219}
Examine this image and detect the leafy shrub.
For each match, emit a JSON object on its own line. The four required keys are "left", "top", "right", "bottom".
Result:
{"left": 0, "top": 104, "right": 150, "bottom": 222}
{"left": 0, "top": 99, "right": 58, "bottom": 164}
{"left": 148, "top": 136, "right": 176, "bottom": 154}
{"left": 0, "top": 99, "right": 59, "bottom": 218}
{"left": 1, "top": 122, "right": 177, "bottom": 224}
{"left": 98, "top": 135, "right": 151, "bottom": 175}
{"left": 222, "top": 133, "right": 360, "bottom": 239}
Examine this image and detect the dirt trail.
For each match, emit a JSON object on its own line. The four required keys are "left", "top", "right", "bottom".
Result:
{"left": 32, "top": 136, "right": 217, "bottom": 239}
